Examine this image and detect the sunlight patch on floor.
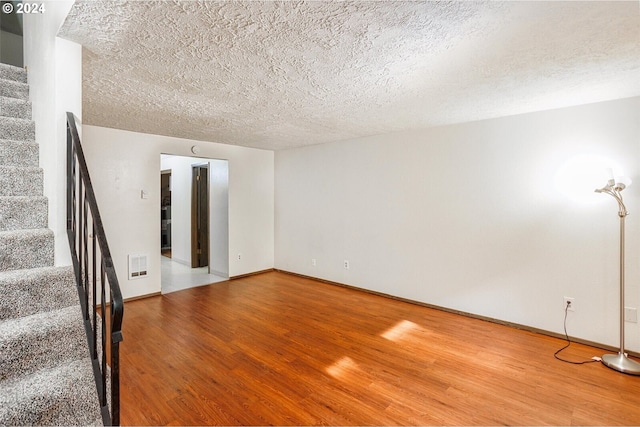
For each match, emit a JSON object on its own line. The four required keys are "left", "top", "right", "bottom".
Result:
{"left": 326, "top": 356, "right": 359, "bottom": 379}
{"left": 381, "top": 319, "right": 420, "bottom": 342}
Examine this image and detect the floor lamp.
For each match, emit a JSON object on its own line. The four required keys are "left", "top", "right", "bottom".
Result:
{"left": 596, "top": 175, "right": 640, "bottom": 375}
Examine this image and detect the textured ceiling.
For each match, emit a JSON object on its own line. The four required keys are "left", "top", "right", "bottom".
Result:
{"left": 59, "top": 1, "right": 640, "bottom": 151}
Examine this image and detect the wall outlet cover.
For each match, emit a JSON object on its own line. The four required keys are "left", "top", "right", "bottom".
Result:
{"left": 625, "top": 307, "right": 638, "bottom": 323}
{"left": 563, "top": 297, "right": 575, "bottom": 312}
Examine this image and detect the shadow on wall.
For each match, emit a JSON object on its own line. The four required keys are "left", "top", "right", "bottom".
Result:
{"left": 1, "top": 2, "right": 24, "bottom": 67}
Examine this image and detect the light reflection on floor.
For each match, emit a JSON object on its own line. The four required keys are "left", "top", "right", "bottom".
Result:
{"left": 381, "top": 319, "right": 420, "bottom": 342}
{"left": 326, "top": 356, "right": 359, "bottom": 379}
{"left": 326, "top": 320, "right": 424, "bottom": 380}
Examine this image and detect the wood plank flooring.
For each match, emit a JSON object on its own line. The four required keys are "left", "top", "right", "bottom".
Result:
{"left": 119, "top": 271, "right": 640, "bottom": 425}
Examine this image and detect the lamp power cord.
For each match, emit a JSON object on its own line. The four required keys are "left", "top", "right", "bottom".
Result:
{"left": 554, "top": 302, "right": 600, "bottom": 365}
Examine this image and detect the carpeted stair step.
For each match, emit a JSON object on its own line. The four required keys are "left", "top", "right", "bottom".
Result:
{"left": 0, "top": 166, "right": 43, "bottom": 196}
{"left": 0, "top": 229, "right": 54, "bottom": 271}
{"left": 0, "top": 63, "right": 27, "bottom": 84}
{"left": 0, "top": 96, "right": 32, "bottom": 120}
{"left": 0, "top": 357, "right": 102, "bottom": 426}
{"left": 0, "top": 140, "right": 39, "bottom": 167}
{"left": 0, "top": 79, "right": 29, "bottom": 101}
{"left": 0, "top": 266, "right": 76, "bottom": 320}
{"left": 0, "top": 117, "right": 35, "bottom": 141}
{"left": 0, "top": 196, "right": 48, "bottom": 231}
{"left": 0, "top": 304, "right": 87, "bottom": 382}
{"left": 0, "top": 62, "right": 106, "bottom": 425}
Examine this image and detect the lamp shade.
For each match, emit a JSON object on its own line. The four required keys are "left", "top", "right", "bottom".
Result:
{"left": 615, "top": 176, "right": 632, "bottom": 189}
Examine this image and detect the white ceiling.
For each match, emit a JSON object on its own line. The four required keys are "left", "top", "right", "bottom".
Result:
{"left": 59, "top": 1, "right": 640, "bottom": 151}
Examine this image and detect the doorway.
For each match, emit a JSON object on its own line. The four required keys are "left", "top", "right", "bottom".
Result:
{"left": 159, "top": 154, "right": 229, "bottom": 294}
{"left": 191, "top": 164, "right": 209, "bottom": 268}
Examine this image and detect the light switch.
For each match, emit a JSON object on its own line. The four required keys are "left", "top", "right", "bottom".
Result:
{"left": 141, "top": 190, "right": 149, "bottom": 199}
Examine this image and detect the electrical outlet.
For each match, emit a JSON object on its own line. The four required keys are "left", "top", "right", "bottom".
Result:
{"left": 237, "top": 253, "right": 242, "bottom": 261}
{"left": 344, "top": 260, "right": 350, "bottom": 270}
{"left": 625, "top": 307, "right": 638, "bottom": 323}
{"left": 563, "top": 297, "right": 575, "bottom": 312}
{"left": 311, "top": 259, "right": 316, "bottom": 267}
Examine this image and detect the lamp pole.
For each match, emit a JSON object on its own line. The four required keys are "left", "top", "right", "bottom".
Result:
{"left": 596, "top": 179, "right": 640, "bottom": 375}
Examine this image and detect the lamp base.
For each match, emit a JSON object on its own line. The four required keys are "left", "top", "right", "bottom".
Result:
{"left": 601, "top": 352, "right": 640, "bottom": 375}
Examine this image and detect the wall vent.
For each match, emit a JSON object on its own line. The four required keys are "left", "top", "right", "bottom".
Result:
{"left": 128, "top": 254, "right": 148, "bottom": 280}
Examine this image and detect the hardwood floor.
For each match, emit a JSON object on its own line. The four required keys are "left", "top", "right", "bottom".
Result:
{"left": 119, "top": 271, "right": 640, "bottom": 425}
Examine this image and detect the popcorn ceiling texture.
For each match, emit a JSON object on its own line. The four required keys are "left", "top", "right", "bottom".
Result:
{"left": 59, "top": 1, "right": 640, "bottom": 150}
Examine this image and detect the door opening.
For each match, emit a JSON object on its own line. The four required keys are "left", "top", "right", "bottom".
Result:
{"left": 159, "top": 154, "right": 229, "bottom": 294}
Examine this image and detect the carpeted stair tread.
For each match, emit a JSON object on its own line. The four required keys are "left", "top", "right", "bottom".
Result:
{"left": 0, "top": 229, "right": 54, "bottom": 271}
{"left": 0, "top": 166, "right": 43, "bottom": 196}
{"left": 0, "top": 140, "right": 38, "bottom": 167}
{"left": 0, "top": 116, "right": 35, "bottom": 141}
{"left": 0, "top": 304, "right": 87, "bottom": 382}
{"left": 0, "top": 79, "right": 29, "bottom": 101}
{"left": 0, "top": 357, "right": 102, "bottom": 426}
{"left": 0, "top": 63, "right": 27, "bottom": 84}
{"left": 0, "top": 196, "right": 48, "bottom": 230}
{"left": 0, "top": 64, "right": 105, "bottom": 424}
{"left": 0, "top": 266, "right": 76, "bottom": 320}
{"left": 0, "top": 96, "right": 32, "bottom": 120}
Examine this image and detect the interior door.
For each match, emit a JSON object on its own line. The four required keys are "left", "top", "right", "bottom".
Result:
{"left": 191, "top": 164, "right": 209, "bottom": 268}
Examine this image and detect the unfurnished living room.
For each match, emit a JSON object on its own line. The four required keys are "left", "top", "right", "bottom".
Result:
{"left": 0, "top": 0, "right": 639, "bottom": 425}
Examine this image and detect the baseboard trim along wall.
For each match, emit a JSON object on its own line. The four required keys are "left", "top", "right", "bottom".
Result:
{"left": 124, "top": 292, "right": 162, "bottom": 302}
{"left": 275, "top": 269, "right": 639, "bottom": 359}
{"left": 105, "top": 291, "right": 162, "bottom": 307}
{"left": 230, "top": 268, "right": 275, "bottom": 280}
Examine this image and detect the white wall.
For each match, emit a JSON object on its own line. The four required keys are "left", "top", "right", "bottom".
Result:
{"left": 275, "top": 97, "right": 640, "bottom": 351}
{"left": 210, "top": 159, "right": 230, "bottom": 277}
{"left": 160, "top": 155, "right": 196, "bottom": 266}
{"left": 22, "top": 1, "right": 81, "bottom": 266}
{"left": 82, "top": 125, "right": 273, "bottom": 300}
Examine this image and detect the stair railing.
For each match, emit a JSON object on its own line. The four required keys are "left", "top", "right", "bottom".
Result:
{"left": 66, "top": 112, "right": 124, "bottom": 426}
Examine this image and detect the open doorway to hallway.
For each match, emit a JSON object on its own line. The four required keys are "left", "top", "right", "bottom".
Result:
{"left": 160, "top": 154, "right": 229, "bottom": 294}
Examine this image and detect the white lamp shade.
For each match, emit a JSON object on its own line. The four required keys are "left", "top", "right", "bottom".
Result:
{"left": 615, "top": 176, "right": 632, "bottom": 188}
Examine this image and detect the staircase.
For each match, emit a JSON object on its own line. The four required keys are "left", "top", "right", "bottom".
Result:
{"left": 0, "top": 63, "right": 102, "bottom": 425}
